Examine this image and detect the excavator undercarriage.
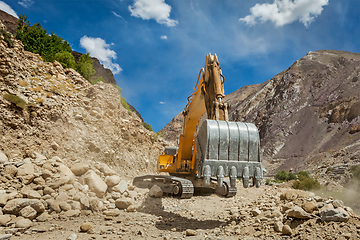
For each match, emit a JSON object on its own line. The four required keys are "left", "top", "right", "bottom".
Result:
{"left": 133, "top": 53, "right": 262, "bottom": 198}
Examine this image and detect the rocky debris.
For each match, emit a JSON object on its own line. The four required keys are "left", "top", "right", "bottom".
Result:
{"left": 185, "top": 229, "right": 197, "bottom": 236}
{"left": 79, "top": 222, "right": 93, "bottom": 232}
{"left": 149, "top": 185, "right": 163, "bottom": 198}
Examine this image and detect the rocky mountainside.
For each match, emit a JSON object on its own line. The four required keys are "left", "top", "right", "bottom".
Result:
{"left": 0, "top": 10, "right": 17, "bottom": 35}
{"left": 160, "top": 50, "right": 360, "bottom": 184}
{"left": 230, "top": 50, "right": 360, "bottom": 179}
{"left": 0, "top": 20, "right": 165, "bottom": 178}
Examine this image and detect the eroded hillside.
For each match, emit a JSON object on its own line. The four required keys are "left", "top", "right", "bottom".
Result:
{"left": 0, "top": 20, "right": 164, "bottom": 178}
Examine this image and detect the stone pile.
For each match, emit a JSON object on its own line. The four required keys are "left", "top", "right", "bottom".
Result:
{"left": 221, "top": 188, "right": 359, "bottom": 239}
{"left": 0, "top": 149, "right": 147, "bottom": 236}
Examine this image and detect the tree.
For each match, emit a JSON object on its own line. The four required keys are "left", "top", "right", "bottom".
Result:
{"left": 54, "top": 51, "right": 76, "bottom": 69}
{"left": 16, "top": 14, "right": 72, "bottom": 62}
{"left": 76, "top": 53, "right": 95, "bottom": 81}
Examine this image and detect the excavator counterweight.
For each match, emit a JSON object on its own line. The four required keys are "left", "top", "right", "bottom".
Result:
{"left": 133, "top": 53, "right": 263, "bottom": 198}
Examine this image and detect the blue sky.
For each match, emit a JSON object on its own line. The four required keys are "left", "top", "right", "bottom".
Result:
{"left": 1, "top": 0, "right": 359, "bottom": 131}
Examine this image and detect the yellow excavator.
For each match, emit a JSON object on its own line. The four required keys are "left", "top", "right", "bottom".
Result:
{"left": 133, "top": 53, "right": 262, "bottom": 198}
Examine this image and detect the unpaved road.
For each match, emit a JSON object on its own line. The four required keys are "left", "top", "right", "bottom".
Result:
{"left": 10, "top": 184, "right": 360, "bottom": 240}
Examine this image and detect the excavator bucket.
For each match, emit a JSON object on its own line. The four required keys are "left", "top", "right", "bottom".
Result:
{"left": 196, "top": 119, "right": 262, "bottom": 188}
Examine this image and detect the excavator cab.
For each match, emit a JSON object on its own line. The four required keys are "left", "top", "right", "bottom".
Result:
{"left": 134, "top": 53, "right": 262, "bottom": 198}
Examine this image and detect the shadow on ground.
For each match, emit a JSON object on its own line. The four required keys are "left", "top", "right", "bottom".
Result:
{"left": 136, "top": 193, "right": 229, "bottom": 232}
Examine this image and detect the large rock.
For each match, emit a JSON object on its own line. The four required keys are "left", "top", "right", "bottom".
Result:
{"left": 302, "top": 201, "right": 318, "bottom": 213}
{"left": 19, "top": 206, "right": 37, "bottom": 220}
{"left": 0, "top": 151, "right": 8, "bottom": 163}
{"left": 17, "top": 163, "right": 35, "bottom": 184}
{"left": 115, "top": 198, "right": 133, "bottom": 209}
{"left": 105, "top": 175, "right": 121, "bottom": 187}
{"left": 149, "top": 185, "right": 163, "bottom": 198}
{"left": 15, "top": 218, "right": 32, "bottom": 229}
{"left": 21, "top": 189, "right": 41, "bottom": 199}
{"left": 84, "top": 170, "right": 107, "bottom": 198}
{"left": 99, "top": 164, "right": 117, "bottom": 176}
{"left": 321, "top": 209, "right": 349, "bottom": 222}
{"left": 111, "top": 180, "right": 128, "bottom": 194}
{"left": 3, "top": 198, "right": 45, "bottom": 215}
{"left": 282, "top": 225, "right": 292, "bottom": 235}
{"left": 287, "top": 206, "right": 312, "bottom": 219}
{"left": 0, "top": 194, "right": 8, "bottom": 207}
{"left": 46, "top": 199, "right": 61, "bottom": 213}
{"left": 70, "top": 163, "right": 90, "bottom": 176}
{"left": 0, "top": 215, "right": 11, "bottom": 226}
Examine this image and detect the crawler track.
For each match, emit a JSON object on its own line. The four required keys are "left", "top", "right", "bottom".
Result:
{"left": 133, "top": 175, "right": 194, "bottom": 199}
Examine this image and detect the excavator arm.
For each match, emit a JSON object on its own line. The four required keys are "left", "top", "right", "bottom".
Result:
{"left": 136, "top": 53, "right": 263, "bottom": 198}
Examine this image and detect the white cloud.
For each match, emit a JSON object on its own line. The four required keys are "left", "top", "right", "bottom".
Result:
{"left": 79, "top": 36, "right": 123, "bottom": 74}
{"left": 0, "top": 1, "right": 18, "bottom": 18}
{"left": 129, "top": 0, "right": 178, "bottom": 27}
{"left": 160, "top": 35, "right": 167, "bottom": 40}
{"left": 240, "top": 0, "right": 329, "bottom": 27}
{"left": 159, "top": 101, "right": 165, "bottom": 104}
{"left": 18, "top": 0, "right": 34, "bottom": 8}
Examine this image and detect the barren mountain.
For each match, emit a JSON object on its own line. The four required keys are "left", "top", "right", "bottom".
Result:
{"left": 229, "top": 50, "right": 360, "bottom": 177}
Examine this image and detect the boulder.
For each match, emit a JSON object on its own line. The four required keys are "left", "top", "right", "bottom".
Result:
{"left": 0, "top": 194, "right": 8, "bottom": 207}
{"left": 80, "top": 222, "right": 93, "bottom": 232}
{"left": 19, "top": 206, "right": 37, "bottom": 220}
{"left": 3, "top": 198, "right": 45, "bottom": 215}
{"left": 15, "top": 218, "right": 32, "bottom": 229}
{"left": 282, "top": 225, "right": 292, "bottom": 235}
{"left": 21, "top": 189, "right": 41, "bottom": 199}
{"left": 149, "top": 185, "right": 163, "bottom": 198}
{"left": 112, "top": 180, "right": 128, "bottom": 194}
{"left": 46, "top": 199, "right": 61, "bottom": 213}
{"left": 64, "top": 210, "right": 81, "bottom": 218}
{"left": 302, "top": 201, "right": 318, "bottom": 213}
{"left": 251, "top": 208, "right": 262, "bottom": 217}
{"left": 287, "top": 206, "right": 312, "bottom": 219}
{"left": 70, "top": 163, "right": 90, "bottom": 176}
{"left": 115, "top": 198, "right": 133, "bottom": 209}
{"left": 321, "top": 209, "right": 349, "bottom": 222}
{"left": 332, "top": 200, "right": 344, "bottom": 208}
{"left": 3, "top": 165, "right": 17, "bottom": 178}
{"left": 105, "top": 175, "right": 121, "bottom": 187}
{"left": 0, "top": 151, "right": 8, "bottom": 163}
{"left": 0, "top": 215, "right": 11, "bottom": 226}
{"left": 186, "top": 229, "right": 197, "bottom": 236}
{"left": 274, "top": 221, "right": 283, "bottom": 232}
{"left": 17, "top": 163, "right": 35, "bottom": 184}
{"left": 59, "top": 202, "right": 72, "bottom": 211}
{"left": 99, "top": 164, "right": 117, "bottom": 176}
{"left": 84, "top": 170, "right": 107, "bottom": 198}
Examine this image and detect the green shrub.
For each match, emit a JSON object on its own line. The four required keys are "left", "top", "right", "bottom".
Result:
{"left": 292, "top": 171, "right": 320, "bottom": 191}
{"left": 0, "top": 28, "right": 14, "bottom": 48}
{"left": 275, "top": 170, "right": 289, "bottom": 181}
{"left": 288, "top": 172, "right": 297, "bottom": 181}
{"left": 3, "top": 93, "right": 27, "bottom": 110}
{"left": 120, "top": 96, "right": 131, "bottom": 112}
{"left": 89, "top": 76, "right": 105, "bottom": 85}
{"left": 142, "top": 122, "right": 153, "bottom": 132}
{"left": 54, "top": 51, "right": 76, "bottom": 69}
